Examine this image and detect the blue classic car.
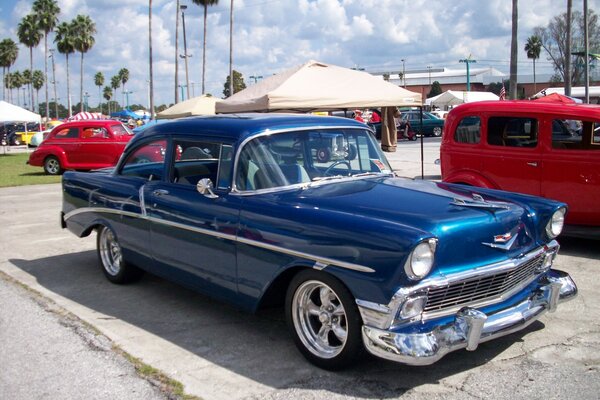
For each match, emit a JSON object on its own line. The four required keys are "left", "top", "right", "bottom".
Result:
{"left": 61, "top": 114, "right": 577, "bottom": 370}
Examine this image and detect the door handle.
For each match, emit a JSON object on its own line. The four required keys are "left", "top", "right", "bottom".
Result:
{"left": 527, "top": 162, "right": 538, "bottom": 167}
{"left": 153, "top": 189, "right": 169, "bottom": 196}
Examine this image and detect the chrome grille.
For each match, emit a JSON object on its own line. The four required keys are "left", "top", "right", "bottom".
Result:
{"left": 424, "top": 254, "right": 545, "bottom": 313}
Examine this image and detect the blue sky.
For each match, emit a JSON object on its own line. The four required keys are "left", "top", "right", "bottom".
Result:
{"left": 0, "top": 0, "right": 597, "bottom": 109}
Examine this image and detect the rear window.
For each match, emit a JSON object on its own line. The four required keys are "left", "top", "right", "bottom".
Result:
{"left": 54, "top": 127, "right": 79, "bottom": 139}
{"left": 487, "top": 117, "right": 538, "bottom": 148}
{"left": 111, "top": 124, "right": 134, "bottom": 136}
{"left": 454, "top": 116, "right": 481, "bottom": 144}
{"left": 553, "top": 119, "right": 600, "bottom": 150}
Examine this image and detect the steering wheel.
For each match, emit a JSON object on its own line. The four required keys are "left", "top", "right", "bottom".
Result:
{"left": 323, "top": 160, "right": 351, "bottom": 176}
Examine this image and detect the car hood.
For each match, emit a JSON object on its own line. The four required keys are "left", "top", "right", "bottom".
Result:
{"left": 282, "top": 176, "right": 556, "bottom": 271}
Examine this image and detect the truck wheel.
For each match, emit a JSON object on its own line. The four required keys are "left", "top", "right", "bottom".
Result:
{"left": 286, "top": 270, "right": 363, "bottom": 370}
{"left": 43, "top": 156, "right": 63, "bottom": 175}
{"left": 97, "top": 226, "right": 143, "bottom": 284}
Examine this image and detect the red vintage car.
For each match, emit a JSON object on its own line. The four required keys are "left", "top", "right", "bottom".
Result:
{"left": 440, "top": 100, "right": 600, "bottom": 237}
{"left": 28, "top": 120, "right": 134, "bottom": 175}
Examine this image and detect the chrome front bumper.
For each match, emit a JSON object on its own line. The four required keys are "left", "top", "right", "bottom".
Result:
{"left": 361, "top": 269, "right": 577, "bottom": 365}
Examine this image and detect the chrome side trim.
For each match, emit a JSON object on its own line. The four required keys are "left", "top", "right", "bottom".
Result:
{"left": 64, "top": 207, "right": 375, "bottom": 273}
{"left": 139, "top": 185, "right": 147, "bottom": 218}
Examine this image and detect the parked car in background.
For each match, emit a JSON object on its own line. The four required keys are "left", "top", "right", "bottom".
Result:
{"left": 440, "top": 100, "right": 600, "bottom": 237}
{"left": 401, "top": 110, "right": 445, "bottom": 137}
{"left": 61, "top": 114, "right": 576, "bottom": 369}
{"left": 28, "top": 129, "right": 52, "bottom": 147}
{"left": 28, "top": 120, "right": 134, "bottom": 175}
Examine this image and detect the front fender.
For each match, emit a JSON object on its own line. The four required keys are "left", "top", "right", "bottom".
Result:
{"left": 443, "top": 170, "right": 498, "bottom": 189}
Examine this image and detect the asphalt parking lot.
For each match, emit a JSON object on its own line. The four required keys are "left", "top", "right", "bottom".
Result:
{"left": 1, "top": 140, "right": 599, "bottom": 399}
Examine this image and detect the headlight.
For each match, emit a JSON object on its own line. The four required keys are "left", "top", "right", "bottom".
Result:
{"left": 546, "top": 208, "right": 566, "bottom": 239}
{"left": 404, "top": 239, "right": 437, "bottom": 280}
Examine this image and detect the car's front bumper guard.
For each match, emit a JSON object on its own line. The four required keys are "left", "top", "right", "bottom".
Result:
{"left": 361, "top": 269, "right": 577, "bottom": 365}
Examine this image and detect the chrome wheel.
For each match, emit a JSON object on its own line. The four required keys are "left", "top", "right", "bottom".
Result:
{"left": 44, "top": 157, "right": 61, "bottom": 175}
{"left": 292, "top": 280, "right": 348, "bottom": 359}
{"left": 433, "top": 126, "right": 442, "bottom": 137}
{"left": 98, "top": 227, "right": 123, "bottom": 276}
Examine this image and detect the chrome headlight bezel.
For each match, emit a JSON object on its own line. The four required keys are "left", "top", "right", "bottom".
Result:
{"left": 404, "top": 239, "right": 437, "bottom": 281}
{"left": 546, "top": 208, "right": 566, "bottom": 239}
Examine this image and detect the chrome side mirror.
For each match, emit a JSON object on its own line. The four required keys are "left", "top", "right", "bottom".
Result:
{"left": 197, "top": 178, "right": 218, "bottom": 199}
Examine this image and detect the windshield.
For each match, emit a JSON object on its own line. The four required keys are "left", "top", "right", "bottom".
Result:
{"left": 235, "top": 128, "right": 392, "bottom": 191}
{"left": 111, "top": 123, "right": 135, "bottom": 136}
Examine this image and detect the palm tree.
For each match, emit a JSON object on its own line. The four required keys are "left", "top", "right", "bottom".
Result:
{"left": 118, "top": 68, "right": 129, "bottom": 107}
{"left": 110, "top": 75, "right": 120, "bottom": 111}
{"left": 524, "top": 35, "right": 542, "bottom": 94}
{"left": 17, "top": 14, "right": 42, "bottom": 111}
{"left": 509, "top": 0, "right": 518, "bottom": 100}
{"left": 192, "top": 0, "right": 219, "bottom": 95}
{"left": 103, "top": 86, "right": 112, "bottom": 115}
{"left": 32, "top": 70, "right": 44, "bottom": 112}
{"left": 71, "top": 15, "right": 96, "bottom": 112}
{"left": 94, "top": 72, "right": 104, "bottom": 112}
{"left": 12, "top": 71, "right": 23, "bottom": 107}
{"left": 55, "top": 21, "right": 75, "bottom": 117}
{"left": 22, "top": 69, "right": 32, "bottom": 109}
{"left": 0, "top": 39, "right": 19, "bottom": 103}
{"left": 32, "top": 0, "right": 61, "bottom": 119}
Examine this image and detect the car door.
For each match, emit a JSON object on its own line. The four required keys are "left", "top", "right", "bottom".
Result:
{"left": 73, "top": 124, "right": 119, "bottom": 168}
{"left": 481, "top": 115, "right": 542, "bottom": 196}
{"left": 541, "top": 117, "right": 600, "bottom": 226}
{"left": 51, "top": 126, "right": 80, "bottom": 165}
{"left": 145, "top": 139, "right": 242, "bottom": 302}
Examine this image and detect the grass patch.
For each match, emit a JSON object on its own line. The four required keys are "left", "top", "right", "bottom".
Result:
{"left": 0, "top": 151, "right": 61, "bottom": 187}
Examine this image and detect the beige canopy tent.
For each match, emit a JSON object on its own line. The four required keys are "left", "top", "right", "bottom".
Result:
{"left": 156, "top": 95, "right": 217, "bottom": 119}
{"left": 216, "top": 60, "right": 422, "bottom": 113}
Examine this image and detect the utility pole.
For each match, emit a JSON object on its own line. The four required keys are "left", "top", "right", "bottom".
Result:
{"left": 459, "top": 56, "right": 477, "bottom": 91}
{"left": 49, "top": 49, "right": 58, "bottom": 118}
{"left": 565, "top": 0, "right": 572, "bottom": 96}
{"left": 401, "top": 59, "right": 406, "bottom": 88}
{"left": 180, "top": 4, "right": 191, "bottom": 100}
{"left": 174, "top": 0, "right": 180, "bottom": 104}
{"left": 426, "top": 65, "right": 432, "bottom": 86}
{"left": 584, "top": 0, "right": 589, "bottom": 103}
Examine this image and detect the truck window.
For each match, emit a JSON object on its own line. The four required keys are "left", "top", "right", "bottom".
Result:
{"left": 454, "top": 116, "right": 480, "bottom": 144}
{"left": 487, "top": 117, "right": 538, "bottom": 148}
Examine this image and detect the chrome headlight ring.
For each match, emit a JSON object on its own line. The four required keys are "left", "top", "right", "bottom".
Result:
{"left": 404, "top": 238, "right": 437, "bottom": 281}
{"left": 546, "top": 208, "right": 566, "bottom": 239}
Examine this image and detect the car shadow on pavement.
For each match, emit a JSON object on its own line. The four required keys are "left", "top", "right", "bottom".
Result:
{"left": 10, "top": 251, "right": 546, "bottom": 397}
{"left": 557, "top": 236, "right": 600, "bottom": 261}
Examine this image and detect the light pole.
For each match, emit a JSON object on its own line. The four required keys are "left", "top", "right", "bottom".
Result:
{"left": 123, "top": 90, "right": 133, "bottom": 108}
{"left": 249, "top": 75, "right": 263, "bottom": 84}
{"left": 180, "top": 4, "right": 191, "bottom": 100}
{"left": 178, "top": 85, "right": 186, "bottom": 101}
{"left": 459, "top": 56, "right": 477, "bottom": 91}
{"left": 426, "top": 65, "right": 432, "bottom": 86}
{"left": 49, "top": 49, "right": 58, "bottom": 118}
{"left": 83, "top": 92, "right": 90, "bottom": 112}
{"left": 401, "top": 59, "right": 406, "bottom": 88}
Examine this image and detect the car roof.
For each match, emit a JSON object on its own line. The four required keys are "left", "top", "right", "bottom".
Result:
{"left": 133, "top": 113, "right": 367, "bottom": 143}
{"left": 448, "top": 100, "right": 600, "bottom": 118}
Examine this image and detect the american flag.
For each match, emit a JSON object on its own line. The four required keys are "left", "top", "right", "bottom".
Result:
{"left": 499, "top": 84, "right": 506, "bottom": 100}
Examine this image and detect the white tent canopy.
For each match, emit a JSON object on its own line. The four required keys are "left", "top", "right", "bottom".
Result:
{"left": 216, "top": 60, "right": 422, "bottom": 113}
{"left": 428, "top": 90, "right": 499, "bottom": 108}
{"left": 156, "top": 95, "right": 218, "bottom": 119}
{"left": 531, "top": 86, "right": 600, "bottom": 99}
{"left": 0, "top": 101, "right": 41, "bottom": 123}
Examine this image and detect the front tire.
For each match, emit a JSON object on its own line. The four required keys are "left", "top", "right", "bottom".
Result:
{"left": 43, "top": 156, "right": 63, "bottom": 175}
{"left": 432, "top": 126, "right": 442, "bottom": 137}
{"left": 97, "top": 226, "right": 143, "bottom": 284}
{"left": 286, "top": 270, "right": 363, "bottom": 370}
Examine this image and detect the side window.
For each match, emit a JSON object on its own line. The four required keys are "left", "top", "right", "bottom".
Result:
{"left": 487, "top": 117, "right": 538, "bottom": 147}
{"left": 552, "top": 119, "right": 583, "bottom": 149}
{"left": 120, "top": 139, "right": 167, "bottom": 180}
{"left": 593, "top": 122, "right": 600, "bottom": 145}
{"left": 172, "top": 140, "right": 221, "bottom": 186}
{"left": 454, "top": 116, "right": 481, "bottom": 144}
{"left": 55, "top": 127, "right": 79, "bottom": 139}
{"left": 81, "top": 127, "right": 108, "bottom": 139}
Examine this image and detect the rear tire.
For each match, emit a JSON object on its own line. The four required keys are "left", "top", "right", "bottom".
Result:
{"left": 97, "top": 226, "right": 143, "bottom": 284}
{"left": 43, "top": 156, "right": 63, "bottom": 175}
{"left": 285, "top": 270, "right": 363, "bottom": 370}
{"left": 433, "top": 126, "right": 442, "bottom": 137}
